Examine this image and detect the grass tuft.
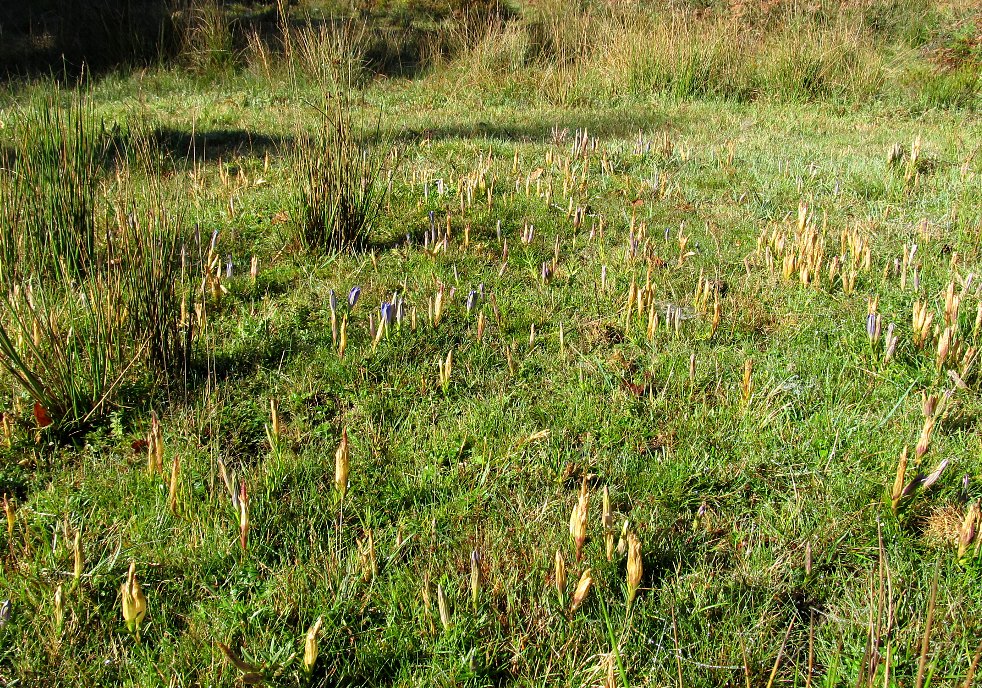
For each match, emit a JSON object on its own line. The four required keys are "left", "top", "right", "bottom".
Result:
{"left": 291, "top": 26, "right": 388, "bottom": 252}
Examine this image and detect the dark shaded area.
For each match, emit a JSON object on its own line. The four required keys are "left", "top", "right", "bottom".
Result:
{"left": 0, "top": 1, "right": 179, "bottom": 78}
{"left": 0, "top": 0, "right": 514, "bottom": 81}
{"left": 0, "top": 1, "right": 299, "bottom": 79}
{"left": 149, "top": 126, "right": 290, "bottom": 162}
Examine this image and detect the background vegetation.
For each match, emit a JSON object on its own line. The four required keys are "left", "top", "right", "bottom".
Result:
{"left": 0, "top": 0, "right": 980, "bottom": 686}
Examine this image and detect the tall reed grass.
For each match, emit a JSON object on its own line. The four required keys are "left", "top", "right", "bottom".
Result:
{"left": 290, "top": 25, "right": 387, "bottom": 252}
{"left": 108, "top": 149, "right": 190, "bottom": 376}
{"left": 0, "top": 91, "right": 190, "bottom": 434}
{"left": 2, "top": 92, "right": 103, "bottom": 283}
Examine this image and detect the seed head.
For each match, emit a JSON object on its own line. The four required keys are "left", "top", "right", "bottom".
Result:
{"left": 121, "top": 562, "right": 147, "bottom": 641}
{"left": 303, "top": 616, "right": 323, "bottom": 674}
{"left": 958, "top": 502, "right": 979, "bottom": 562}
{"left": 626, "top": 533, "right": 642, "bottom": 610}
{"left": 569, "top": 477, "right": 589, "bottom": 561}
{"left": 555, "top": 549, "right": 567, "bottom": 603}
{"left": 570, "top": 568, "right": 592, "bottom": 612}
{"left": 335, "top": 430, "right": 350, "bottom": 499}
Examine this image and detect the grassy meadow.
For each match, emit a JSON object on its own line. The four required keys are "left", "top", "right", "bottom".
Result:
{"left": 0, "top": 0, "right": 981, "bottom": 685}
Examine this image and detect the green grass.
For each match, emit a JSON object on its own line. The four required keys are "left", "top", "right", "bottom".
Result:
{"left": 1, "top": 5, "right": 982, "bottom": 686}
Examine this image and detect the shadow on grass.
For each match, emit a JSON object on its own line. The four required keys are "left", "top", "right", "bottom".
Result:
{"left": 144, "top": 105, "right": 670, "bottom": 169}
{"left": 380, "top": 106, "right": 682, "bottom": 145}
{"left": 149, "top": 126, "right": 290, "bottom": 162}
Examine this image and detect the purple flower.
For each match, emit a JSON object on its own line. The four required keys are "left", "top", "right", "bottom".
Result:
{"left": 329, "top": 289, "right": 337, "bottom": 314}
{"left": 866, "top": 313, "right": 881, "bottom": 343}
{"left": 466, "top": 290, "right": 478, "bottom": 313}
{"left": 921, "top": 459, "right": 949, "bottom": 490}
{"left": 226, "top": 254, "right": 233, "bottom": 279}
{"left": 381, "top": 302, "right": 394, "bottom": 325}
{"left": 348, "top": 286, "right": 361, "bottom": 308}
{"left": 884, "top": 323, "right": 897, "bottom": 360}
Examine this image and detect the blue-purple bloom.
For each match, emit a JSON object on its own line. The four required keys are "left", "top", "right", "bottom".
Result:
{"left": 348, "top": 286, "right": 361, "bottom": 308}
{"left": 381, "top": 302, "right": 394, "bottom": 325}
{"left": 866, "top": 313, "right": 881, "bottom": 343}
{"left": 466, "top": 290, "right": 478, "bottom": 313}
